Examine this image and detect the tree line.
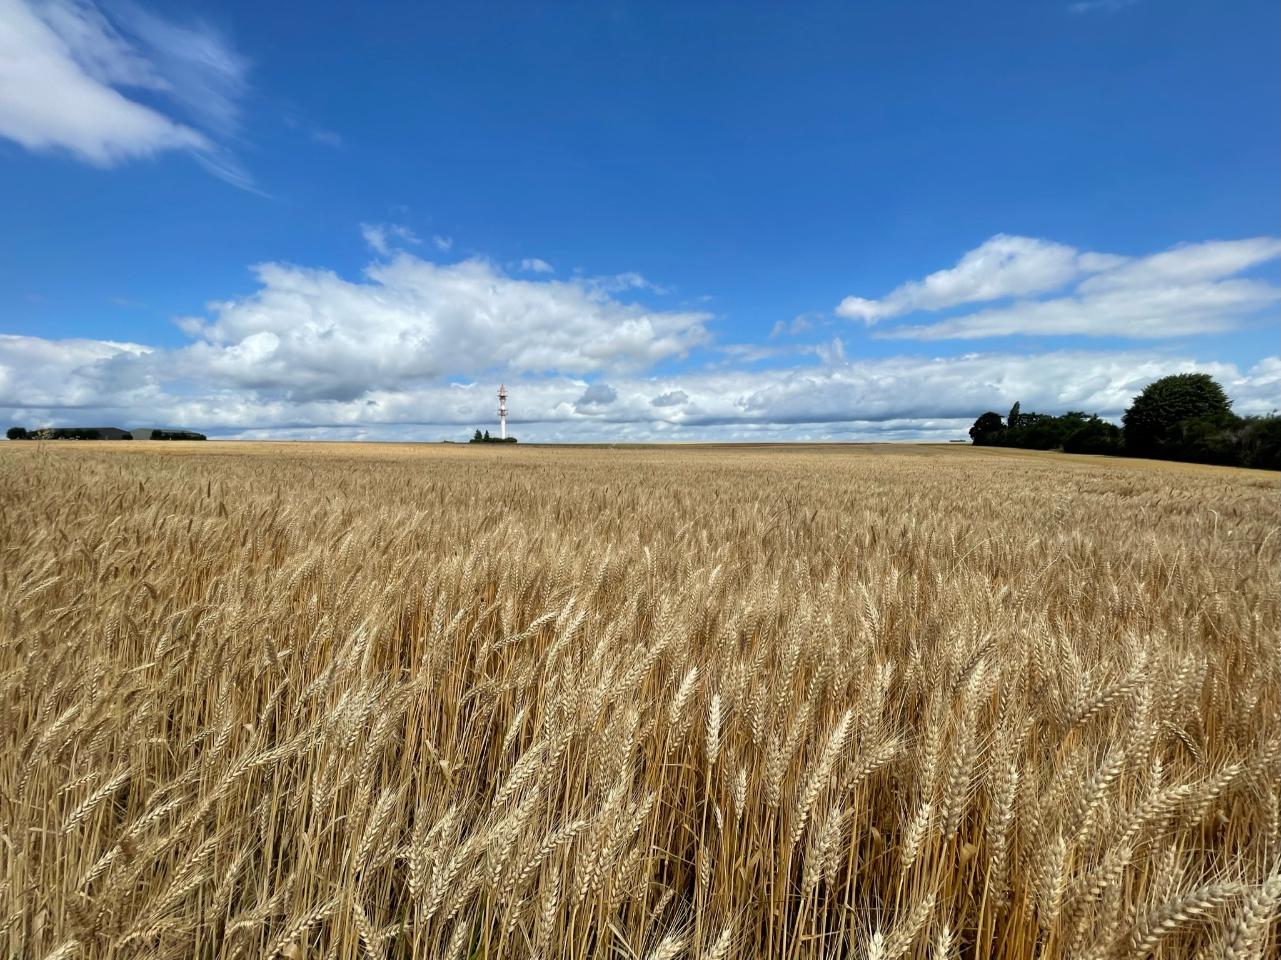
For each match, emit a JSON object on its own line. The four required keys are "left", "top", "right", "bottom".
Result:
{"left": 6, "top": 427, "right": 207, "bottom": 441}
{"left": 969, "top": 373, "right": 1280, "bottom": 470}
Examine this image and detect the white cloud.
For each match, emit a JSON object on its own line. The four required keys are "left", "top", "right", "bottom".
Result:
{"left": 171, "top": 253, "right": 710, "bottom": 402}
{"left": 885, "top": 277, "right": 1279, "bottom": 341}
{"left": 5, "top": 234, "right": 1277, "bottom": 441}
{"left": 432, "top": 235, "right": 453, "bottom": 252}
{"left": 106, "top": 2, "right": 246, "bottom": 137}
{"left": 0, "top": 0, "right": 248, "bottom": 184}
{"left": 1076, "top": 237, "right": 1281, "bottom": 293}
{"left": 0, "top": 0, "right": 204, "bottom": 163}
{"left": 842, "top": 235, "right": 1281, "bottom": 340}
{"left": 837, "top": 235, "right": 1101, "bottom": 322}
{"left": 519, "top": 258, "right": 554, "bottom": 274}
{"left": 0, "top": 332, "right": 156, "bottom": 412}
{"left": 360, "top": 222, "right": 421, "bottom": 256}
{"left": 770, "top": 313, "right": 821, "bottom": 338}
{"left": 4, "top": 325, "right": 1277, "bottom": 441}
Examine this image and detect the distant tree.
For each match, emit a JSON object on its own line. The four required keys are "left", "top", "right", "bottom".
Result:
{"left": 1172, "top": 411, "right": 1245, "bottom": 466}
{"left": 1007, "top": 401, "right": 1023, "bottom": 430}
{"left": 1123, "top": 373, "right": 1232, "bottom": 459}
{"left": 151, "top": 430, "right": 206, "bottom": 440}
{"left": 48, "top": 428, "right": 102, "bottom": 440}
{"left": 473, "top": 429, "right": 483, "bottom": 442}
{"left": 6, "top": 426, "right": 28, "bottom": 440}
{"left": 1062, "top": 416, "right": 1123, "bottom": 455}
{"left": 1165, "top": 411, "right": 1281, "bottom": 469}
{"left": 1236, "top": 414, "right": 1281, "bottom": 471}
{"left": 483, "top": 429, "right": 491, "bottom": 441}
{"left": 969, "top": 412, "right": 1006, "bottom": 445}
{"left": 1013, "top": 412, "right": 1072, "bottom": 450}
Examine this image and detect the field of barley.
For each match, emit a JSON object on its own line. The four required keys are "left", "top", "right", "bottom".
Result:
{"left": 1, "top": 441, "right": 1277, "bottom": 960}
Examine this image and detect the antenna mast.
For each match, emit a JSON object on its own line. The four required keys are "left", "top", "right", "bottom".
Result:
{"left": 497, "top": 384, "right": 508, "bottom": 440}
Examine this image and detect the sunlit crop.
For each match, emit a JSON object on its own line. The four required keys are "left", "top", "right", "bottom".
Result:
{"left": 2, "top": 441, "right": 1277, "bottom": 959}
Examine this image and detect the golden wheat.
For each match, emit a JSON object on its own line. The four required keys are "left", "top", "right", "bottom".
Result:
{"left": 1, "top": 440, "right": 1278, "bottom": 959}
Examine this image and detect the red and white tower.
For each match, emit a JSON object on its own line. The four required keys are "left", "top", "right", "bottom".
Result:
{"left": 497, "top": 384, "right": 508, "bottom": 440}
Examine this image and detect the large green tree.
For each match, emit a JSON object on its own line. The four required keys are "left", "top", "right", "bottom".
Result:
{"left": 968, "top": 411, "right": 1006, "bottom": 445}
{"left": 1122, "top": 373, "right": 1232, "bottom": 458}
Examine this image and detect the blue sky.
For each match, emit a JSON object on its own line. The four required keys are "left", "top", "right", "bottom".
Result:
{"left": 1, "top": 0, "right": 1277, "bottom": 441}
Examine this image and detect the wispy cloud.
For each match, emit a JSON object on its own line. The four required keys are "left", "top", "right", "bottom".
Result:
{"left": 285, "top": 113, "right": 342, "bottom": 147}
{"left": 0, "top": 0, "right": 251, "bottom": 186}
{"left": 840, "top": 235, "right": 1281, "bottom": 340}
{"left": 360, "top": 222, "right": 421, "bottom": 256}
{"left": 587, "top": 271, "right": 673, "bottom": 296}
{"left": 109, "top": 1, "right": 246, "bottom": 137}
{"left": 837, "top": 235, "right": 1114, "bottom": 323}
{"left": 1068, "top": 0, "right": 1140, "bottom": 14}
{"left": 519, "top": 257, "right": 553, "bottom": 274}
{"left": 769, "top": 313, "right": 822, "bottom": 338}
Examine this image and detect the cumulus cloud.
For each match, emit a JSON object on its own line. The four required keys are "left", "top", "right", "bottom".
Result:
{"left": 4, "top": 324, "right": 1277, "bottom": 441}
{"left": 519, "top": 258, "right": 554, "bottom": 274}
{"left": 839, "top": 235, "right": 1281, "bottom": 340}
{"left": 650, "top": 390, "right": 688, "bottom": 407}
{"left": 0, "top": 0, "right": 250, "bottom": 184}
{"left": 167, "top": 254, "right": 711, "bottom": 403}
{"left": 5, "top": 235, "right": 1277, "bottom": 442}
{"left": 574, "top": 383, "right": 617, "bottom": 412}
{"left": 0, "top": 333, "right": 154, "bottom": 410}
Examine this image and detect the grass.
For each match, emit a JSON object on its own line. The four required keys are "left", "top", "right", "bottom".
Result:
{"left": 1, "top": 441, "right": 1277, "bottom": 959}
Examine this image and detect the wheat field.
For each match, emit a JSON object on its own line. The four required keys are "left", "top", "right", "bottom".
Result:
{"left": 1, "top": 441, "right": 1277, "bottom": 960}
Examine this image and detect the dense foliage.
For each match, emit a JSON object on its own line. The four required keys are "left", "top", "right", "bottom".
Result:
{"left": 970, "top": 374, "right": 1279, "bottom": 469}
{"left": 970, "top": 410, "right": 1123, "bottom": 455}
{"left": 149, "top": 429, "right": 207, "bottom": 441}
{"left": 1122, "top": 374, "right": 1232, "bottom": 457}
{"left": 4, "top": 427, "right": 207, "bottom": 441}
